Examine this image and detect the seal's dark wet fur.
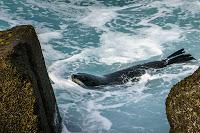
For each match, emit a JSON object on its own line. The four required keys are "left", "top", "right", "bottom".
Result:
{"left": 71, "top": 49, "right": 195, "bottom": 87}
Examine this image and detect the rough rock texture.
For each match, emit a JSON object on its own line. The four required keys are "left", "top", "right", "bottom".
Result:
{"left": 0, "top": 25, "right": 62, "bottom": 133}
{"left": 166, "top": 67, "right": 200, "bottom": 133}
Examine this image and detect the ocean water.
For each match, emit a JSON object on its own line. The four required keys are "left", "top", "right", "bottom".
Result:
{"left": 1, "top": 0, "right": 200, "bottom": 133}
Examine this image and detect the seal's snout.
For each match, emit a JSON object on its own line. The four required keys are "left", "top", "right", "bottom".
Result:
{"left": 71, "top": 74, "right": 86, "bottom": 87}
{"left": 71, "top": 74, "right": 76, "bottom": 80}
{"left": 71, "top": 74, "right": 74, "bottom": 79}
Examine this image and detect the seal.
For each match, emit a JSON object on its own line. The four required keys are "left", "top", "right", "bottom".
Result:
{"left": 71, "top": 49, "right": 195, "bottom": 87}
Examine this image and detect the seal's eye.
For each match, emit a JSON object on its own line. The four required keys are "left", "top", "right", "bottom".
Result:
{"left": 71, "top": 74, "right": 76, "bottom": 79}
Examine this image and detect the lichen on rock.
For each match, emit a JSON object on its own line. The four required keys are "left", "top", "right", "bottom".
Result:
{"left": 0, "top": 25, "right": 62, "bottom": 133}
{"left": 166, "top": 67, "right": 200, "bottom": 133}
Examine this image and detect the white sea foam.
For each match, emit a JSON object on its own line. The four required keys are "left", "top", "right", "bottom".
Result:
{"left": 92, "top": 25, "right": 181, "bottom": 65}
{"left": 62, "top": 123, "right": 71, "bottom": 133}
{"left": 38, "top": 31, "right": 63, "bottom": 43}
{"left": 79, "top": 7, "right": 118, "bottom": 29}
{"left": 49, "top": 25, "right": 182, "bottom": 67}
{"left": 148, "top": 65, "right": 198, "bottom": 83}
{"left": 42, "top": 44, "right": 66, "bottom": 62}
{"left": 38, "top": 31, "right": 66, "bottom": 63}
{"left": 151, "top": 0, "right": 200, "bottom": 14}
{"left": 97, "top": 31, "right": 162, "bottom": 64}
{"left": 49, "top": 71, "right": 83, "bottom": 91}
{"left": 142, "top": 25, "right": 182, "bottom": 43}
{"left": 0, "top": 5, "right": 18, "bottom": 27}
{"left": 83, "top": 101, "right": 112, "bottom": 132}
{"left": 50, "top": 21, "right": 182, "bottom": 67}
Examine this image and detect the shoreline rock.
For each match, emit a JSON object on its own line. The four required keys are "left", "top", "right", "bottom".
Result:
{"left": 166, "top": 67, "right": 200, "bottom": 133}
{"left": 0, "top": 25, "right": 62, "bottom": 133}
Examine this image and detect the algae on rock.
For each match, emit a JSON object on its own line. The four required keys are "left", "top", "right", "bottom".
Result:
{"left": 166, "top": 67, "right": 200, "bottom": 133}
{"left": 0, "top": 25, "right": 62, "bottom": 133}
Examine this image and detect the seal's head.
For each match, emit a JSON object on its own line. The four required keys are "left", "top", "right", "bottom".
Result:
{"left": 71, "top": 73, "right": 107, "bottom": 87}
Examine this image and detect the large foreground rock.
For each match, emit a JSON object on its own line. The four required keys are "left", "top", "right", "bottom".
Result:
{"left": 0, "top": 25, "right": 62, "bottom": 133}
{"left": 166, "top": 67, "right": 200, "bottom": 133}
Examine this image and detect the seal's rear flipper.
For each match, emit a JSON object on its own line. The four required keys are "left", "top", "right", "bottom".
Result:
{"left": 166, "top": 53, "right": 196, "bottom": 65}
{"left": 167, "top": 48, "right": 185, "bottom": 59}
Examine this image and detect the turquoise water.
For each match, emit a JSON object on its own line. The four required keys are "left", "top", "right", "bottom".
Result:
{"left": 1, "top": 0, "right": 200, "bottom": 132}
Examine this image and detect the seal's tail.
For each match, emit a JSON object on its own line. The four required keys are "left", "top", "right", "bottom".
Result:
{"left": 165, "top": 48, "right": 196, "bottom": 65}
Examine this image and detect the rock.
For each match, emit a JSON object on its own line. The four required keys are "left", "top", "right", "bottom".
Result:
{"left": 166, "top": 67, "right": 200, "bottom": 133}
{"left": 0, "top": 25, "right": 62, "bottom": 133}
